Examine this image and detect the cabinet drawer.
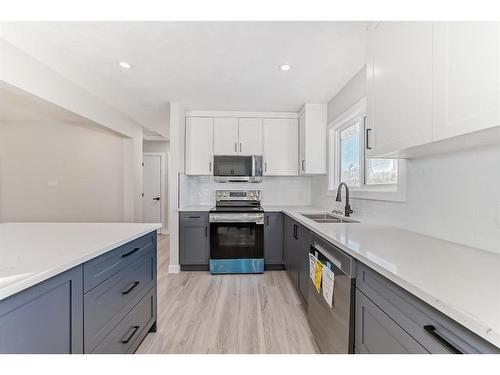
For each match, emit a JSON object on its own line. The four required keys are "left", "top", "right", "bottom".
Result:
{"left": 356, "top": 290, "right": 428, "bottom": 354}
{"left": 83, "top": 232, "right": 156, "bottom": 292}
{"left": 84, "top": 250, "right": 156, "bottom": 352}
{"left": 356, "top": 262, "right": 499, "bottom": 353}
{"left": 91, "top": 286, "right": 157, "bottom": 354}
{"left": 179, "top": 212, "right": 208, "bottom": 224}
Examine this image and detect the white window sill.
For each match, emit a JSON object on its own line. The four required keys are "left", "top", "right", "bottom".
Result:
{"left": 327, "top": 185, "right": 406, "bottom": 202}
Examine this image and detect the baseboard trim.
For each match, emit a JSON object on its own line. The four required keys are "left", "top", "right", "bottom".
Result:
{"left": 168, "top": 264, "right": 180, "bottom": 274}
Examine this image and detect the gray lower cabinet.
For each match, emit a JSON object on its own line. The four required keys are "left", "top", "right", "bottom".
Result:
{"left": 283, "top": 215, "right": 311, "bottom": 304}
{"left": 179, "top": 212, "right": 210, "bottom": 270}
{"left": 296, "top": 223, "right": 311, "bottom": 304}
{"left": 356, "top": 290, "right": 428, "bottom": 353}
{"left": 91, "top": 286, "right": 157, "bottom": 354}
{"left": 84, "top": 247, "right": 156, "bottom": 353}
{"left": 0, "top": 231, "right": 158, "bottom": 354}
{"left": 264, "top": 213, "right": 284, "bottom": 268}
{"left": 284, "top": 215, "right": 298, "bottom": 288}
{"left": 0, "top": 265, "right": 83, "bottom": 354}
{"left": 355, "top": 262, "right": 500, "bottom": 354}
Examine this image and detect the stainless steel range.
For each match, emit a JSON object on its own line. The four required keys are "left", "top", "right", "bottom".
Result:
{"left": 209, "top": 190, "right": 264, "bottom": 274}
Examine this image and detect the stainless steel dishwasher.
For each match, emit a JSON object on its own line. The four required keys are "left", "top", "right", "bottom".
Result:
{"left": 307, "top": 233, "right": 355, "bottom": 353}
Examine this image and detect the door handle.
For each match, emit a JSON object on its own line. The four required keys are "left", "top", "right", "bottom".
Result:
{"left": 121, "top": 325, "right": 140, "bottom": 344}
{"left": 122, "top": 247, "right": 140, "bottom": 258}
{"left": 423, "top": 325, "right": 463, "bottom": 354}
{"left": 239, "top": 143, "right": 242, "bottom": 152}
{"left": 365, "top": 128, "right": 372, "bottom": 150}
{"left": 153, "top": 197, "right": 160, "bottom": 201}
{"left": 205, "top": 226, "right": 208, "bottom": 237}
{"left": 209, "top": 161, "right": 212, "bottom": 173}
{"left": 122, "top": 281, "right": 140, "bottom": 295}
{"left": 301, "top": 159, "right": 305, "bottom": 171}
{"left": 264, "top": 162, "right": 268, "bottom": 173}
{"left": 234, "top": 142, "right": 238, "bottom": 152}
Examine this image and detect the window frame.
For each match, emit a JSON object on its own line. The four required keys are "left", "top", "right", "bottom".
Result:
{"left": 327, "top": 98, "right": 406, "bottom": 202}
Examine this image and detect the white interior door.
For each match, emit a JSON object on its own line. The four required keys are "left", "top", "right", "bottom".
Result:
{"left": 143, "top": 155, "right": 162, "bottom": 224}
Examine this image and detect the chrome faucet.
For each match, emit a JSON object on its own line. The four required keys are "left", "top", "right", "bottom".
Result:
{"left": 336, "top": 182, "right": 353, "bottom": 217}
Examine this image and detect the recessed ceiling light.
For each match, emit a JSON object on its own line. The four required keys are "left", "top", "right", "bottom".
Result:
{"left": 279, "top": 64, "right": 291, "bottom": 71}
{"left": 119, "top": 61, "right": 132, "bottom": 69}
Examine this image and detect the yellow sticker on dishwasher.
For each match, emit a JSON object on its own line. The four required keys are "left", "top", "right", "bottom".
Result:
{"left": 313, "top": 261, "right": 324, "bottom": 293}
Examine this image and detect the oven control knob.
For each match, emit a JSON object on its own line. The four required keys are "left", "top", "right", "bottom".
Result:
{"left": 223, "top": 192, "right": 227, "bottom": 197}
{"left": 218, "top": 192, "right": 222, "bottom": 197}
{"left": 249, "top": 193, "right": 254, "bottom": 197}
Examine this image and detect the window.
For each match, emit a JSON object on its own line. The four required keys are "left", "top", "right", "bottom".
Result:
{"left": 328, "top": 99, "right": 404, "bottom": 201}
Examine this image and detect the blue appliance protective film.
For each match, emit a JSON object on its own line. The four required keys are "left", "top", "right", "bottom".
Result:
{"left": 210, "top": 258, "right": 264, "bottom": 274}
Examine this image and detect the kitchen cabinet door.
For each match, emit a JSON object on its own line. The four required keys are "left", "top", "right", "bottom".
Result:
{"left": 283, "top": 216, "right": 298, "bottom": 288}
{"left": 0, "top": 266, "right": 83, "bottom": 354}
{"left": 213, "top": 117, "right": 239, "bottom": 155}
{"left": 433, "top": 22, "right": 500, "bottom": 141}
{"left": 299, "top": 104, "right": 327, "bottom": 175}
{"left": 298, "top": 112, "right": 306, "bottom": 173}
{"left": 264, "top": 213, "right": 284, "bottom": 267}
{"left": 355, "top": 290, "right": 428, "bottom": 354}
{"left": 179, "top": 212, "right": 210, "bottom": 269}
{"left": 366, "top": 22, "right": 433, "bottom": 157}
{"left": 296, "top": 223, "right": 311, "bottom": 304}
{"left": 262, "top": 118, "right": 298, "bottom": 176}
{"left": 238, "top": 118, "right": 263, "bottom": 155}
{"left": 185, "top": 117, "right": 213, "bottom": 175}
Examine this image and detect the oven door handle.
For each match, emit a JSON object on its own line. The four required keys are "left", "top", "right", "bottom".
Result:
{"left": 209, "top": 213, "right": 264, "bottom": 224}
{"left": 210, "top": 219, "right": 264, "bottom": 224}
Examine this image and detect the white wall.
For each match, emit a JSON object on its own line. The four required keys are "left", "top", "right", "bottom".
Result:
{"left": 181, "top": 175, "right": 312, "bottom": 207}
{"left": 143, "top": 141, "right": 170, "bottom": 153}
{"left": 0, "top": 119, "right": 126, "bottom": 222}
{"left": 312, "top": 66, "right": 500, "bottom": 254}
{"left": 168, "top": 102, "right": 185, "bottom": 272}
{"left": 0, "top": 38, "right": 144, "bottom": 222}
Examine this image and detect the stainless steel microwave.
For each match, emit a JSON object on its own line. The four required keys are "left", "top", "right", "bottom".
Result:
{"left": 213, "top": 155, "right": 263, "bottom": 183}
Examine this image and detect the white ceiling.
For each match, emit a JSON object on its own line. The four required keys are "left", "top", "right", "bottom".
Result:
{"left": 0, "top": 22, "right": 367, "bottom": 137}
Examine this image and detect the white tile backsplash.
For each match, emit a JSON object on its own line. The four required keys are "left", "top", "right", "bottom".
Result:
{"left": 180, "top": 175, "right": 313, "bottom": 207}
{"left": 311, "top": 143, "right": 500, "bottom": 254}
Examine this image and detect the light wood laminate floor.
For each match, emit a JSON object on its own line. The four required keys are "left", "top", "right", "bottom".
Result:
{"left": 136, "top": 234, "right": 319, "bottom": 354}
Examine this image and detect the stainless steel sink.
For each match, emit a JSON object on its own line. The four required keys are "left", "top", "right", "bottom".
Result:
{"left": 300, "top": 213, "right": 358, "bottom": 223}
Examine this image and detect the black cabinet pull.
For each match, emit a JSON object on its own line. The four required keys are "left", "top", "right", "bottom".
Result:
{"left": 365, "top": 128, "right": 372, "bottom": 150}
{"left": 423, "top": 325, "right": 463, "bottom": 354}
{"left": 266, "top": 216, "right": 269, "bottom": 226}
{"left": 121, "top": 325, "right": 140, "bottom": 344}
{"left": 188, "top": 216, "right": 201, "bottom": 219}
{"left": 121, "top": 247, "right": 140, "bottom": 258}
{"left": 122, "top": 281, "right": 140, "bottom": 295}
{"left": 205, "top": 226, "right": 208, "bottom": 237}
{"left": 153, "top": 197, "right": 160, "bottom": 201}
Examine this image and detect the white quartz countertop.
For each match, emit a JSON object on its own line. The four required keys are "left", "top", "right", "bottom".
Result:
{"left": 273, "top": 206, "right": 500, "bottom": 349}
{"left": 0, "top": 222, "right": 161, "bottom": 301}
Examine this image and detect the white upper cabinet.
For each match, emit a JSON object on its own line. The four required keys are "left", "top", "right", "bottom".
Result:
{"left": 213, "top": 117, "right": 238, "bottom": 155}
{"left": 366, "top": 22, "right": 433, "bottom": 158}
{"left": 185, "top": 117, "right": 213, "bottom": 175}
{"left": 263, "top": 118, "right": 298, "bottom": 176}
{"left": 433, "top": 22, "right": 500, "bottom": 140}
{"left": 212, "top": 117, "right": 263, "bottom": 155}
{"left": 298, "top": 104, "right": 327, "bottom": 174}
{"left": 238, "top": 118, "right": 262, "bottom": 155}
